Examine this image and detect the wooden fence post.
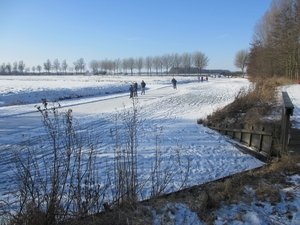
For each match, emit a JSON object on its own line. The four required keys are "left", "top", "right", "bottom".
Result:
{"left": 248, "top": 126, "right": 253, "bottom": 147}
{"left": 258, "top": 126, "right": 264, "bottom": 152}
{"left": 281, "top": 92, "right": 294, "bottom": 153}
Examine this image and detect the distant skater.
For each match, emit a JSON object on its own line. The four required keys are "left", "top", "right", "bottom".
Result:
{"left": 141, "top": 80, "right": 146, "bottom": 95}
{"left": 129, "top": 85, "right": 134, "bottom": 98}
{"left": 171, "top": 78, "right": 177, "bottom": 89}
{"left": 133, "top": 82, "right": 138, "bottom": 97}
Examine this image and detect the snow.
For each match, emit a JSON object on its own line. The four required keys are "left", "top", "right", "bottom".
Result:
{"left": 0, "top": 75, "right": 300, "bottom": 224}
{"left": 283, "top": 84, "right": 300, "bottom": 129}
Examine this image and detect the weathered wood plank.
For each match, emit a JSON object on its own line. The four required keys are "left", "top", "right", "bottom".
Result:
{"left": 207, "top": 125, "right": 274, "bottom": 156}
{"left": 282, "top": 92, "right": 294, "bottom": 116}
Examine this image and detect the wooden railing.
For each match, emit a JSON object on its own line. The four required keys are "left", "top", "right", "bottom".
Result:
{"left": 208, "top": 124, "right": 279, "bottom": 157}
{"left": 207, "top": 92, "right": 294, "bottom": 158}
{"left": 281, "top": 91, "right": 294, "bottom": 152}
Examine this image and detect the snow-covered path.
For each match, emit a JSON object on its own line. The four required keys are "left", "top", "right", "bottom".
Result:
{"left": 0, "top": 77, "right": 248, "bottom": 143}
{"left": 285, "top": 84, "right": 300, "bottom": 129}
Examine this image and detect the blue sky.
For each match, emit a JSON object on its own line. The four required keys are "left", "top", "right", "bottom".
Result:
{"left": 0, "top": 0, "right": 273, "bottom": 72}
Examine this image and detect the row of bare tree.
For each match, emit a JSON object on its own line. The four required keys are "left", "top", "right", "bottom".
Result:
{"left": 247, "top": 0, "right": 300, "bottom": 80}
{"left": 0, "top": 58, "right": 86, "bottom": 75}
{"left": 0, "top": 60, "right": 26, "bottom": 74}
{"left": 89, "top": 51, "right": 209, "bottom": 75}
{"left": 0, "top": 51, "right": 209, "bottom": 76}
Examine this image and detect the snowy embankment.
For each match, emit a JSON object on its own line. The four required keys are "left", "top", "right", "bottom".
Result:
{"left": 0, "top": 75, "right": 265, "bottom": 203}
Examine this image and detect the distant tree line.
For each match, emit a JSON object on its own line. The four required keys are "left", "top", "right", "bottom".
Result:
{"left": 0, "top": 51, "right": 210, "bottom": 76}
{"left": 89, "top": 51, "right": 209, "bottom": 76}
{"left": 0, "top": 58, "right": 86, "bottom": 75}
{"left": 247, "top": 0, "right": 300, "bottom": 81}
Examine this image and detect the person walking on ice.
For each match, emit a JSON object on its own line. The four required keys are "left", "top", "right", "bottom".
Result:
{"left": 141, "top": 80, "right": 146, "bottom": 95}
{"left": 129, "top": 85, "right": 134, "bottom": 98}
{"left": 171, "top": 78, "right": 177, "bottom": 89}
{"left": 133, "top": 82, "right": 138, "bottom": 97}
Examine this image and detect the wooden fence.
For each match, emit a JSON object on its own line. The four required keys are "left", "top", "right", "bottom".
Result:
{"left": 207, "top": 92, "right": 294, "bottom": 158}
{"left": 208, "top": 124, "right": 280, "bottom": 157}
{"left": 281, "top": 91, "right": 294, "bottom": 152}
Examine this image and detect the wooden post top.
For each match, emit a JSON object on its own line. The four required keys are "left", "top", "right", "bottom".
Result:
{"left": 282, "top": 92, "right": 294, "bottom": 116}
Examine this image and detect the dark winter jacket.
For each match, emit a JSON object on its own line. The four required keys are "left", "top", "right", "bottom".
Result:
{"left": 141, "top": 81, "right": 146, "bottom": 88}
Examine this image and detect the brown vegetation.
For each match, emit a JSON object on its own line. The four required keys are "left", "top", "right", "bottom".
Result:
{"left": 247, "top": 0, "right": 300, "bottom": 81}
{"left": 161, "top": 154, "right": 300, "bottom": 224}
{"left": 204, "top": 76, "right": 293, "bottom": 128}
{"left": 58, "top": 154, "right": 300, "bottom": 225}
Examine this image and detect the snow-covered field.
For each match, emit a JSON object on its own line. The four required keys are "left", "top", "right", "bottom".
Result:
{"left": 0, "top": 75, "right": 299, "bottom": 224}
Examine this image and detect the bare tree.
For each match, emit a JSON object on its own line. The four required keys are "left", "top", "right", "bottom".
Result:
{"left": 135, "top": 56, "right": 144, "bottom": 75}
{"left": 44, "top": 59, "right": 52, "bottom": 75}
{"left": 111, "top": 60, "right": 117, "bottom": 74}
{"left": 53, "top": 59, "right": 60, "bottom": 75}
{"left": 158, "top": 56, "right": 164, "bottom": 75}
{"left": 107, "top": 60, "right": 114, "bottom": 74}
{"left": 234, "top": 49, "right": 249, "bottom": 76}
{"left": 6, "top": 62, "right": 11, "bottom": 74}
{"left": 99, "top": 59, "right": 107, "bottom": 72}
{"left": 114, "top": 58, "right": 121, "bottom": 74}
{"left": 182, "top": 52, "right": 192, "bottom": 75}
{"left": 74, "top": 62, "right": 80, "bottom": 74}
{"left": 127, "top": 57, "right": 135, "bottom": 75}
{"left": 0, "top": 63, "right": 5, "bottom": 74}
{"left": 145, "top": 56, "right": 153, "bottom": 75}
{"left": 37, "top": 65, "right": 42, "bottom": 75}
{"left": 252, "top": 14, "right": 272, "bottom": 48}
{"left": 152, "top": 56, "right": 161, "bottom": 75}
{"left": 61, "top": 60, "right": 68, "bottom": 75}
{"left": 13, "top": 61, "right": 18, "bottom": 73}
{"left": 69, "top": 66, "right": 74, "bottom": 74}
{"left": 89, "top": 60, "right": 99, "bottom": 74}
{"left": 32, "top": 66, "right": 36, "bottom": 74}
{"left": 100, "top": 59, "right": 113, "bottom": 74}
{"left": 18, "top": 60, "right": 25, "bottom": 74}
{"left": 193, "top": 51, "right": 209, "bottom": 76}
{"left": 25, "top": 67, "right": 30, "bottom": 74}
{"left": 76, "top": 58, "right": 85, "bottom": 74}
{"left": 172, "top": 53, "right": 182, "bottom": 75}
{"left": 162, "top": 54, "right": 171, "bottom": 75}
{"left": 122, "top": 58, "right": 129, "bottom": 74}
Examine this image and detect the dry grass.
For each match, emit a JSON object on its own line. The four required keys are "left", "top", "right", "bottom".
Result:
{"left": 9, "top": 203, "right": 48, "bottom": 225}
{"left": 205, "top": 76, "right": 294, "bottom": 127}
{"left": 62, "top": 201, "right": 154, "bottom": 225}
{"left": 152, "top": 155, "right": 300, "bottom": 224}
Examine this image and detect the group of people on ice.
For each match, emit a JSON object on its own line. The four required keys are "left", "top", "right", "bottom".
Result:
{"left": 129, "top": 78, "right": 178, "bottom": 98}
{"left": 198, "top": 76, "right": 209, "bottom": 82}
{"left": 129, "top": 80, "right": 146, "bottom": 98}
{"left": 129, "top": 76, "right": 208, "bottom": 98}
